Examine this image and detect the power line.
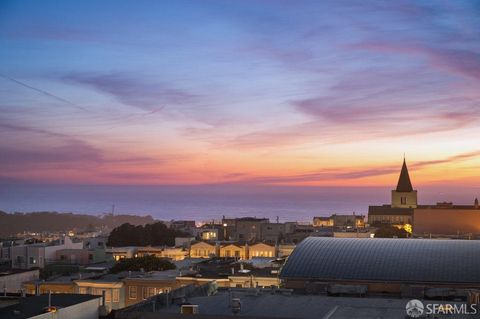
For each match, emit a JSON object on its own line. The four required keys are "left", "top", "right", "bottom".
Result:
{"left": 0, "top": 73, "right": 89, "bottom": 112}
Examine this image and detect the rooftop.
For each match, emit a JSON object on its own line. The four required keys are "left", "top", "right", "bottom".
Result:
{"left": 280, "top": 237, "right": 480, "bottom": 284}
{"left": 236, "top": 217, "right": 269, "bottom": 222}
{"left": 0, "top": 294, "right": 100, "bottom": 319}
{"left": 0, "top": 269, "right": 38, "bottom": 277}
{"left": 369, "top": 204, "right": 480, "bottom": 213}
{"left": 396, "top": 159, "right": 414, "bottom": 192}
{"left": 155, "top": 289, "right": 420, "bottom": 318}
{"left": 368, "top": 206, "right": 414, "bottom": 215}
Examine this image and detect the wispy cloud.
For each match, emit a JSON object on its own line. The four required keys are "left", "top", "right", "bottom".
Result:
{"left": 0, "top": 139, "right": 102, "bottom": 166}
{"left": 64, "top": 72, "right": 198, "bottom": 112}
{"left": 350, "top": 42, "right": 480, "bottom": 81}
{"left": 0, "top": 120, "right": 156, "bottom": 170}
{"left": 237, "top": 150, "right": 480, "bottom": 185}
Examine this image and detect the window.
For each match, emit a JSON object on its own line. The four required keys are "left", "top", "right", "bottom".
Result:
{"left": 234, "top": 250, "right": 240, "bottom": 258}
{"left": 93, "top": 289, "right": 111, "bottom": 303}
{"left": 148, "top": 287, "right": 156, "bottom": 297}
{"left": 79, "top": 287, "right": 87, "bottom": 294}
{"left": 129, "top": 286, "right": 137, "bottom": 299}
{"left": 104, "top": 290, "right": 111, "bottom": 303}
{"left": 401, "top": 197, "right": 407, "bottom": 205}
{"left": 142, "top": 287, "right": 148, "bottom": 299}
{"left": 29, "top": 257, "right": 36, "bottom": 264}
{"left": 112, "top": 289, "right": 120, "bottom": 303}
{"left": 88, "top": 254, "right": 93, "bottom": 261}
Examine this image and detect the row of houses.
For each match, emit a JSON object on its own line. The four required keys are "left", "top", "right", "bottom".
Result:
{"left": 190, "top": 215, "right": 367, "bottom": 244}
{"left": 189, "top": 241, "right": 294, "bottom": 259}
{"left": 110, "top": 242, "right": 295, "bottom": 261}
{"left": 21, "top": 257, "right": 282, "bottom": 312}
{"left": 23, "top": 270, "right": 180, "bottom": 311}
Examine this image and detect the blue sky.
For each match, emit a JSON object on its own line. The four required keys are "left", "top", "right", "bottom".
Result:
{"left": 1, "top": 0, "right": 479, "bottom": 186}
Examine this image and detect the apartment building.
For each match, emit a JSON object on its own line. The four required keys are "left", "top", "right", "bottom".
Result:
{"left": 10, "top": 236, "right": 83, "bottom": 269}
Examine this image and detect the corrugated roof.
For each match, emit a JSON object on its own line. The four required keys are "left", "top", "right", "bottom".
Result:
{"left": 280, "top": 237, "right": 480, "bottom": 284}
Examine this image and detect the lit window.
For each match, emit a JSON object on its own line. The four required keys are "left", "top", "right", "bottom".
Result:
{"left": 113, "top": 289, "right": 120, "bottom": 303}
{"left": 104, "top": 290, "right": 111, "bottom": 303}
{"left": 148, "top": 287, "right": 156, "bottom": 297}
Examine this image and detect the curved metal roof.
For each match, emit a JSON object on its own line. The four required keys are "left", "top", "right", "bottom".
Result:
{"left": 280, "top": 237, "right": 480, "bottom": 284}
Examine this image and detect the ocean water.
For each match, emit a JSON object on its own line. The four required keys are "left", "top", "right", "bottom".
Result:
{"left": 0, "top": 184, "right": 478, "bottom": 222}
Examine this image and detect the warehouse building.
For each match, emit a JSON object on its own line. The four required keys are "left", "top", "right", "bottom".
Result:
{"left": 280, "top": 237, "right": 480, "bottom": 298}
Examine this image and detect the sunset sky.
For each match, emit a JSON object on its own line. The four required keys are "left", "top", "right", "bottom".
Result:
{"left": 1, "top": 0, "right": 479, "bottom": 187}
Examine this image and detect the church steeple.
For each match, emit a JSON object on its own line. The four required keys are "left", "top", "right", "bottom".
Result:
{"left": 391, "top": 157, "right": 417, "bottom": 208}
{"left": 396, "top": 159, "right": 414, "bottom": 192}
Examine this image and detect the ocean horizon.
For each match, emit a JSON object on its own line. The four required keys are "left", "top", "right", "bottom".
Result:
{"left": 1, "top": 184, "right": 478, "bottom": 223}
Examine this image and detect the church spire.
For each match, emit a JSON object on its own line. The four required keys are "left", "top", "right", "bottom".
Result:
{"left": 396, "top": 158, "right": 414, "bottom": 192}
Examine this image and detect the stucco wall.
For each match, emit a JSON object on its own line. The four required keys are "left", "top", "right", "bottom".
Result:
{"left": 414, "top": 208, "right": 480, "bottom": 235}
{"left": 30, "top": 297, "right": 101, "bottom": 319}
{"left": 0, "top": 269, "right": 39, "bottom": 293}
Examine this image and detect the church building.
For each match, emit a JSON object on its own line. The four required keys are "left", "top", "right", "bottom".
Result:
{"left": 368, "top": 158, "right": 480, "bottom": 236}
{"left": 368, "top": 159, "right": 416, "bottom": 226}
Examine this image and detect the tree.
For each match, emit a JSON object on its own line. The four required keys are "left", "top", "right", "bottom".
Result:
{"left": 374, "top": 224, "right": 409, "bottom": 238}
{"left": 107, "top": 222, "right": 188, "bottom": 247}
{"left": 110, "top": 255, "right": 176, "bottom": 273}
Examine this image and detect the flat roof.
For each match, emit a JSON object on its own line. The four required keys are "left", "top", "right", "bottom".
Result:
{"left": 0, "top": 294, "right": 100, "bottom": 319}
{"left": 0, "top": 269, "right": 38, "bottom": 277}
{"left": 154, "top": 290, "right": 423, "bottom": 318}
{"left": 368, "top": 206, "right": 414, "bottom": 215}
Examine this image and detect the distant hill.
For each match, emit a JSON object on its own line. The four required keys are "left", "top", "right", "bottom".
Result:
{"left": 0, "top": 211, "right": 155, "bottom": 237}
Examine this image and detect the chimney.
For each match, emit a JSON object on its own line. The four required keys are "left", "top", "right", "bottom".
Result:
{"left": 475, "top": 198, "right": 479, "bottom": 209}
